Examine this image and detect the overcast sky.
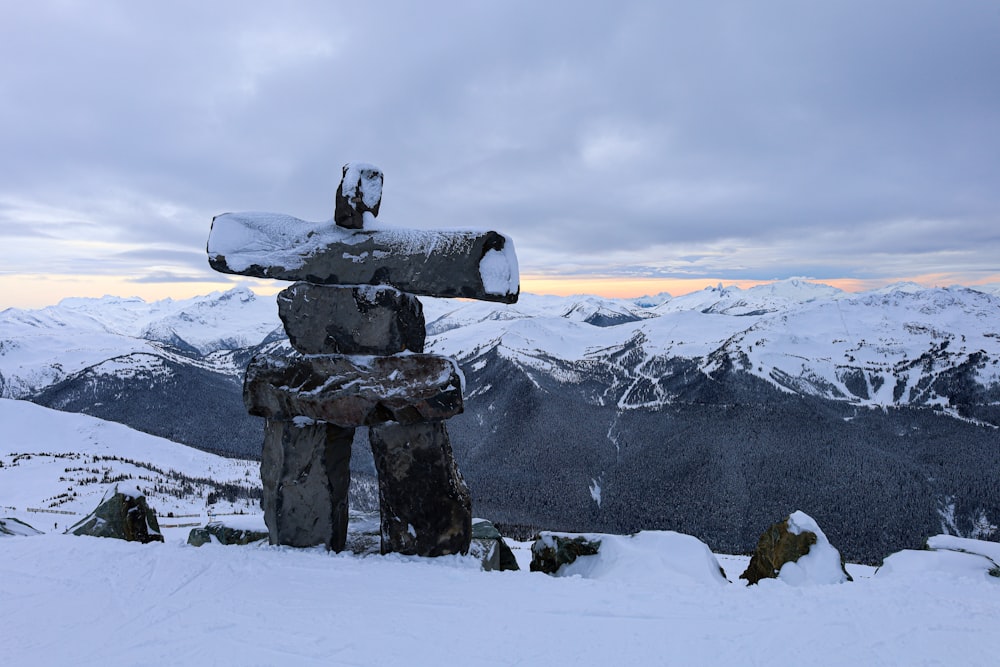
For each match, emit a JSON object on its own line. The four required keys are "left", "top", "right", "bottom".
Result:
{"left": 2, "top": 1, "right": 999, "bottom": 307}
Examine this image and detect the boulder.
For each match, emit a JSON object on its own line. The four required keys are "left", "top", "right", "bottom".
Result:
{"left": 244, "top": 352, "right": 463, "bottom": 427}
{"left": 187, "top": 521, "right": 269, "bottom": 547}
{"left": 470, "top": 518, "right": 520, "bottom": 571}
{"left": 740, "top": 511, "right": 852, "bottom": 585}
{"left": 878, "top": 535, "right": 1000, "bottom": 580}
{"left": 277, "top": 283, "right": 425, "bottom": 355}
{"left": 207, "top": 212, "right": 519, "bottom": 303}
{"left": 335, "top": 162, "right": 383, "bottom": 229}
{"left": 368, "top": 421, "right": 472, "bottom": 557}
{"left": 530, "top": 531, "right": 729, "bottom": 585}
{"left": 67, "top": 484, "right": 164, "bottom": 543}
{"left": 0, "top": 517, "right": 43, "bottom": 537}
{"left": 260, "top": 419, "right": 353, "bottom": 551}
{"left": 529, "top": 533, "right": 602, "bottom": 574}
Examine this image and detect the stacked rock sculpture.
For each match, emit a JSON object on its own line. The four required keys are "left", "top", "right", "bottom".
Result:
{"left": 207, "top": 162, "right": 518, "bottom": 557}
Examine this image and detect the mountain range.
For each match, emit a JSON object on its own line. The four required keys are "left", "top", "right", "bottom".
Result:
{"left": 2, "top": 279, "right": 998, "bottom": 562}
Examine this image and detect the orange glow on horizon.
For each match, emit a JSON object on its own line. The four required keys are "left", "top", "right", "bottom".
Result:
{"left": 2, "top": 271, "right": 999, "bottom": 310}
{"left": 519, "top": 272, "right": 1000, "bottom": 298}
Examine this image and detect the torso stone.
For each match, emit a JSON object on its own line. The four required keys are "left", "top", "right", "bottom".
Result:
{"left": 278, "top": 283, "right": 425, "bottom": 355}
{"left": 244, "top": 352, "right": 464, "bottom": 427}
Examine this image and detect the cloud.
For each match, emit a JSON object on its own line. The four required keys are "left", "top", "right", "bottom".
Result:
{"left": 2, "top": 1, "right": 999, "bottom": 303}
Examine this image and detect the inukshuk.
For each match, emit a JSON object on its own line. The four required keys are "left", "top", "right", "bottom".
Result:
{"left": 206, "top": 162, "right": 519, "bottom": 557}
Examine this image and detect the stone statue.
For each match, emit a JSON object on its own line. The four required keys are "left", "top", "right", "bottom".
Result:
{"left": 207, "top": 162, "right": 519, "bottom": 556}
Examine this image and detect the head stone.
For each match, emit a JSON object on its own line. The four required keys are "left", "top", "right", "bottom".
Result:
{"left": 335, "top": 162, "right": 383, "bottom": 229}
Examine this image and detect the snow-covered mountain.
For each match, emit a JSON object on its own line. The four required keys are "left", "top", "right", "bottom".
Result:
{"left": 2, "top": 281, "right": 998, "bottom": 561}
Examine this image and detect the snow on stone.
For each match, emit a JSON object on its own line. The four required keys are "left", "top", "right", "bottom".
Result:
{"left": 926, "top": 534, "right": 1000, "bottom": 564}
{"left": 340, "top": 162, "right": 383, "bottom": 210}
{"left": 0, "top": 517, "right": 43, "bottom": 537}
{"left": 478, "top": 235, "right": 520, "bottom": 296}
{"left": 777, "top": 510, "right": 851, "bottom": 586}
{"left": 878, "top": 547, "right": 1000, "bottom": 582}
{"left": 209, "top": 212, "right": 519, "bottom": 301}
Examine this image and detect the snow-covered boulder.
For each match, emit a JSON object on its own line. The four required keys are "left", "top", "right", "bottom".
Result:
{"left": 741, "top": 511, "right": 851, "bottom": 585}
{"left": 531, "top": 531, "right": 729, "bottom": 586}
{"left": 877, "top": 534, "right": 1000, "bottom": 581}
{"left": 187, "top": 519, "right": 268, "bottom": 547}
{"left": 470, "top": 518, "right": 519, "bottom": 571}
{"left": 530, "top": 532, "right": 602, "bottom": 574}
{"left": 66, "top": 483, "right": 164, "bottom": 544}
{"left": 0, "top": 517, "right": 42, "bottom": 537}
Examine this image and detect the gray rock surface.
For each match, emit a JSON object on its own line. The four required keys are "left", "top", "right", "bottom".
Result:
{"left": 277, "top": 283, "right": 425, "bottom": 355}
{"left": 208, "top": 212, "right": 519, "bottom": 303}
{"left": 368, "top": 421, "right": 472, "bottom": 557}
{"left": 244, "top": 352, "right": 463, "bottom": 426}
{"left": 67, "top": 484, "right": 164, "bottom": 543}
{"left": 260, "top": 419, "right": 353, "bottom": 551}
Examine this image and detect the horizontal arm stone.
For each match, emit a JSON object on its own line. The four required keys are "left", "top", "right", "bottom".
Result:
{"left": 208, "top": 212, "right": 519, "bottom": 303}
{"left": 244, "top": 352, "right": 464, "bottom": 427}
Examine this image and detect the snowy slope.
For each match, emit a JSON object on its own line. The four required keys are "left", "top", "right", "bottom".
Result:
{"left": 0, "top": 398, "right": 259, "bottom": 523}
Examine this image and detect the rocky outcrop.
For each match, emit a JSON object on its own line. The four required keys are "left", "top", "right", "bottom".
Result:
{"left": 740, "top": 511, "right": 852, "bottom": 585}
{"left": 209, "top": 161, "right": 519, "bottom": 557}
{"left": 187, "top": 521, "right": 269, "bottom": 547}
{"left": 529, "top": 532, "right": 602, "bottom": 574}
{"left": 67, "top": 484, "right": 164, "bottom": 543}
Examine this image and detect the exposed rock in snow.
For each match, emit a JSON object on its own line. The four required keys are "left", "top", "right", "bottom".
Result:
{"left": 470, "top": 518, "right": 519, "bottom": 571}
{"left": 187, "top": 520, "right": 268, "bottom": 547}
{"left": 532, "top": 531, "right": 728, "bottom": 586}
{"left": 530, "top": 532, "right": 602, "bottom": 574}
{"left": 741, "top": 511, "right": 851, "bottom": 586}
{"left": 67, "top": 483, "right": 164, "bottom": 544}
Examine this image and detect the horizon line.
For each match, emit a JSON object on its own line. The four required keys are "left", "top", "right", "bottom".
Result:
{"left": 3, "top": 271, "right": 1000, "bottom": 310}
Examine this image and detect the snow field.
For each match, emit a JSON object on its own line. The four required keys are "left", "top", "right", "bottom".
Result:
{"left": 3, "top": 532, "right": 999, "bottom": 667}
